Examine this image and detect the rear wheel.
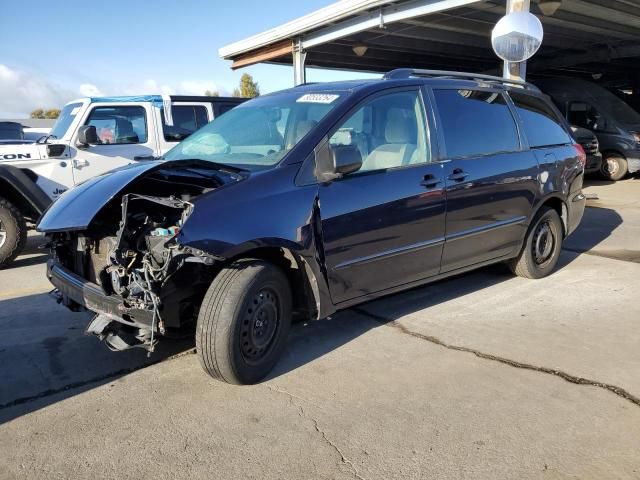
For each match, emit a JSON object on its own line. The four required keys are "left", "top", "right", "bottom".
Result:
{"left": 196, "top": 259, "right": 292, "bottom": 384}
{"left": 508, "top": 207, "right": 563, "bottom": 279}
{"left": 0, "top": 198, "right": 27, "bottom": 269}
{"left": 599, "top": 154, "right": 628, "bottom": 181}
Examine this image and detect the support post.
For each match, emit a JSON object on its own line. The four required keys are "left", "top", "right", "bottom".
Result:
{"left": 293, "top": 38, "right": 307, "bottom": 86}
{"left": 503, "top": 0, "right": 531, "bottom": 81}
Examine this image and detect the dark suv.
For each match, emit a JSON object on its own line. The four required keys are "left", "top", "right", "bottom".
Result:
{"left": 38, "top": 69, "right": 586, "bottom": 384}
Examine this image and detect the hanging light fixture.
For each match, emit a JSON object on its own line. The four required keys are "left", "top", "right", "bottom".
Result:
{"left": 352, "top": 43, "right": 368, "bottom": 57}
{"left": 538, "top": 0, "right": 562, "bottom": 16}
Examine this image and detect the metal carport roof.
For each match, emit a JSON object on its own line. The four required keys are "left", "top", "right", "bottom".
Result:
{"left": 219, "top": 0, "right": 640, "bottom": 89}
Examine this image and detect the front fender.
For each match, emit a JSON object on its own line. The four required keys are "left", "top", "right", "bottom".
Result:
{"left": 177, "top": 164, "right": 335, "bottom": 318}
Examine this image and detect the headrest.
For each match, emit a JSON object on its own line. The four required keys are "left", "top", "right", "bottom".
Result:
{"left": 384, "top": 109, "right": 413, "bottom": 144}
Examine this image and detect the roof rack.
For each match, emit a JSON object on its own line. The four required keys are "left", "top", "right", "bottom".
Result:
{"left": 383, "top": 68, "right": 540, "bottom": 91}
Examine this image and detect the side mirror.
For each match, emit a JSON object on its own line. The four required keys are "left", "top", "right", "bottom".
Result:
{"left": 316, "top": 143, "right": 362, "bottom": 182}
{"left": 46, "top": 144, "right": 66, "bottom": 158}
{"left": 77, "top": 125, "right": 99, "bottom": 147}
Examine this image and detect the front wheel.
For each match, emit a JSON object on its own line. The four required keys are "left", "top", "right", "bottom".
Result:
{"left": 599, "top": 154, "right": 628, "bottom": 181}
{"left": 0, "top": 198, "right": 27, "bottom": 269}
{"left": 196, "top": 259, "right": 292, "bottom": 384}
{"left": 508, "top": 207, "right": 563, "bottom": 279}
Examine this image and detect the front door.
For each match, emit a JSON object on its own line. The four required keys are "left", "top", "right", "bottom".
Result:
{"left": 70, "top": 104, "right": 156, "bottom": 184}
{"left": 318, "top": 88, "right": 446, "bottom": 304}
{"left": 431, "top": 88, "right": 539, "bottom": 272}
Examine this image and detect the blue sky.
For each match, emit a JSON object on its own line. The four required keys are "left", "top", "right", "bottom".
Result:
{"left": 0, "top": 0, "right": 378, "bottom": 116}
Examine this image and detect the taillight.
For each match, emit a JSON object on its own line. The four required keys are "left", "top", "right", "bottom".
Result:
{"left": 574, "top": 143, "right": 586, "bottom": 169}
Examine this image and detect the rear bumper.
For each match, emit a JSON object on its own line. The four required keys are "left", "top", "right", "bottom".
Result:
{"left": 47, "top": 259, "right": 154, "bottom": 329}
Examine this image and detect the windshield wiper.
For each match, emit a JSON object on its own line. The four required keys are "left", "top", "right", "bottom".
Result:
{"left": 158, "top": 158, "right": 250, "bottom": 175}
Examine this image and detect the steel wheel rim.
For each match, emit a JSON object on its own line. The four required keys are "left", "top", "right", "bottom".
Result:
{"left": 604, "top": 158, "right": 619, "bottom": 176}
{"left": 0, "top": 221, "right": 6, "bottom": 249}
{"left": 240, "top": 287, "right": 280, "bottom": 364}
{"left": 532, "top": 220, "right": 555, "bottom": 266}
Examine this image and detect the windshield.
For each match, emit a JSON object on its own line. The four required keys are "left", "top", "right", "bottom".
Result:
{"left": 49, "top": 102, "right": 83, "bottom": 139}
{"left": 164, "top": 91, "right": 345, "bottom": 167}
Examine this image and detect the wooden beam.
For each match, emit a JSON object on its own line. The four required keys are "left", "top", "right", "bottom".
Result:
{"left": 231, "top": 40, "right": 293, "bottom": 69}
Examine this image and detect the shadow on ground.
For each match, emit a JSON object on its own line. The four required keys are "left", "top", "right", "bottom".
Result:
{"left": 0, "top": 293, "right": 194, "bottom": 424}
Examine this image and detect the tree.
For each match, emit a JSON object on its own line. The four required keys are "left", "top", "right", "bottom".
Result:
{"left": 204, "top": 89, "right": 220, "bottom": 97}
{"left": 30, "top": 108, "right": 60, "bottom": 119}
{"left": 44, "top": 109, "right": 60, "bottom": 119}
{"left": 232, "top": 73, "right": 260, "bottom": 98}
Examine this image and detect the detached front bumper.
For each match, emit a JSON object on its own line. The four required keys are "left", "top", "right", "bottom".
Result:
{"left": 47, "top": 259, "right": 154, "bottom": 329}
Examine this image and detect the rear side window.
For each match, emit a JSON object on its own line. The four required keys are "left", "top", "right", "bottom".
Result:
{"left": 433, "top": 89, "right": 519, "bottom": 158}
{"left": 510, "top": 92, "right": 572, "bottom": 148}
{"left": 163, "top": 105, "right": 209, "bottom": 142}
{"left": 85, "top": 106, "right": 147, "bottom": 145}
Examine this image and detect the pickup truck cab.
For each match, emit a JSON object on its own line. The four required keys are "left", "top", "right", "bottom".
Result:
{"left": 39, "top": 70, "right": 586, "bottom": 384}
{"left": 0, "top": 95, "right": 244, "bottom": 268}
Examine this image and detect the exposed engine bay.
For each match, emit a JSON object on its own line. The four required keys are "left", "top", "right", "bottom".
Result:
{"left": 48, "top": 164, "right": 239, "bottom": 352}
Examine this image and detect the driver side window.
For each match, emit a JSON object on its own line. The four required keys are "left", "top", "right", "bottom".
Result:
{"left": 84, "top": 106, "right": 147, "bottom": 145}
{"left": 329, "top": 90, "right": 429, "bottom": 173}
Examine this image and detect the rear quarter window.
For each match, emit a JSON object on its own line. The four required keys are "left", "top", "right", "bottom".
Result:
{"left": 433, "top": 89, "right": 519, "bottom": 158}
{"left": 510, "top": 92, "right": 572, "bottom": 148}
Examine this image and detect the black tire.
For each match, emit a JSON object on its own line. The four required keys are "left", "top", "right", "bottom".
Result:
{"left": 196, "top": 259, "right": 292, "bottom": 385}
{"left": 0, "top": 198, "right": 27, "bottom": 269}
{"left": 508, "top": 207, "right": 563, "bottom": 279}
{"left": 599, "top": 154, "right": 628, "bottom": 181}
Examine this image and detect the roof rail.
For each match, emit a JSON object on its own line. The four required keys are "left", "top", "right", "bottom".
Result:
{"left": 383, "top": 68, "right": 540, "bottom": 91}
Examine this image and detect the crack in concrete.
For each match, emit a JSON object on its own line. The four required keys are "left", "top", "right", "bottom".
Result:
{"left": 353, "top": 307, "right": 640, "bottom": 409}
{"left": 266, "top": 384, "right": 367, "bottom": 480}
{"left": 0, "top": 349, "right": 196, "bottom": 411}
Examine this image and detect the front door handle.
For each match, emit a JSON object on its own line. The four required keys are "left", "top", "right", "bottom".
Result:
{"left": 73, "top": 159, "right": 89, "bottom": 169}
{"left": 447, "top": 168, "right": 469, "bottom": 182}
{"left": 421, "top": 174, "right": 441, "bottom": 188}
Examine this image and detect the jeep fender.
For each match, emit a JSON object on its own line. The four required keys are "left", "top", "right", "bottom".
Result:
{"left": 0, "top": 164, "right": 51, "bottom": 220}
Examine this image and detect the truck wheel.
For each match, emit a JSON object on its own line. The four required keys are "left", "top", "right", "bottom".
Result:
{"left": 0, "top": 198, "right": 27, "bottom": 269}
{"left": 599, "top": 154, "right": 628, "bottom": 181}
{"left": 508, "top": 207, "right": 563, "bottom": 280}
{"left": 196, "top": 259, "right": 292, "bottom": 384}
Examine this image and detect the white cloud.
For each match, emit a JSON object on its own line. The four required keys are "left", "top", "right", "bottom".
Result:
{"left": 178, "top": 80, "right": 224, "bottom": 96}
{"left": 0, "top": 64, "right": 230, "bottom": 118}
{"left": 0, "top": 64, "right": 73, "bottom": 117}
{"left": 78, "top": 83, "right": 104, "bottom": 97}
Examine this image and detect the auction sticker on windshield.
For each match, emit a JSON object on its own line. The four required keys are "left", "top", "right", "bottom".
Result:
{"left": 297, "top": 93, "right": 340, "bottom": 104}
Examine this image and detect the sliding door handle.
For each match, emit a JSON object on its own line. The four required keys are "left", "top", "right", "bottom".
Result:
{"left": 447, "top": 169, "right": 469, "bottom": 182}
{"left": 421, "top": 174, "right": 442, "bottom": 188}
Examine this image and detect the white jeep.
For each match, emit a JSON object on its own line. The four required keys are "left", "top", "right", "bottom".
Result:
{"left": 0, "top": 94, "right": 244, "bottom": 268}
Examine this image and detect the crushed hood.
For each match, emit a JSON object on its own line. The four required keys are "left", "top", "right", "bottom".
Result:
{"left": 37, "top": 159, "right": 243, "bottom": 233}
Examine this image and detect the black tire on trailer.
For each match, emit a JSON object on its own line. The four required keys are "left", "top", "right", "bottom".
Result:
{"left": 196, "top": 259, "right": 292, "bottom": 385}
{"left": 0, "top": 197, "right": 27, "bottom": 269}
{"left": 508, "top": 207, "right": 564, "bottom": 280}
{"left": 599, "top": 154, "right": 628, "bottom": 181}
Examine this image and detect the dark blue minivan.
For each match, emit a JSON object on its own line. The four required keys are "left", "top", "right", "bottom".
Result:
{"left": 39, "top": 69, "right": 586, "bottom": 384}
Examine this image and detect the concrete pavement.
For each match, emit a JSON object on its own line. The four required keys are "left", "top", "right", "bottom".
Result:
{"left": 1, "top": 177, "right": 639, "bottom": 479}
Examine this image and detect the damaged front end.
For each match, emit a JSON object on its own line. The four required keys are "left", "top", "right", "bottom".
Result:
{"left": 42, "top": 161, "right": 240, "bottom": 353}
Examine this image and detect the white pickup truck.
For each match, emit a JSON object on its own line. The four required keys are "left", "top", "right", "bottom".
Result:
{"left": 0, "top": 94, "right": 244, "bottom": 268}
